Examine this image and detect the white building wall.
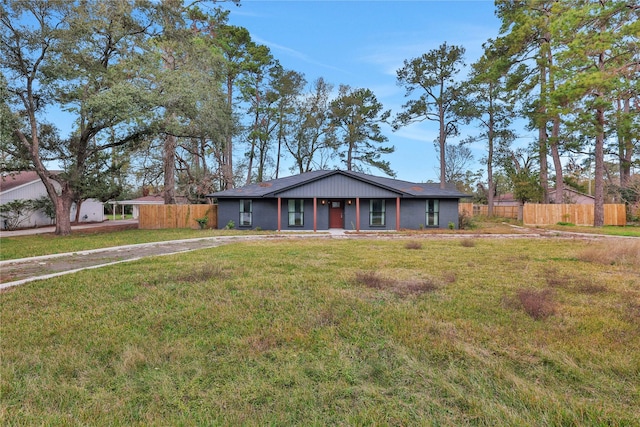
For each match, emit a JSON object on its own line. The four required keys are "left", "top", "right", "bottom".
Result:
{"left": 1, "top": 179, "right": 104, "bottom": 230}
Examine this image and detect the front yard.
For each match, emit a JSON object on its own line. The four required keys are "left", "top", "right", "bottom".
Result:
{"left": 1, "top": 237, "right": 638, "bottom": 425}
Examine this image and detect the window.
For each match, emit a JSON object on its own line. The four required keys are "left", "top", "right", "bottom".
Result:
{"left": 426, "top": 199, "right": 439, "bottom": 226}
{"left": 369, "top": 199, "right": 385, "bottom": 226}
{"left": 288, "top": 199, "right": 304, "bottom": 226}
{"left": 239, "top": 199, "right": 252, "bottom": 227}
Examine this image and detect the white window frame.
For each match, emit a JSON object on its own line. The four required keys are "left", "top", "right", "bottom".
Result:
{"left": 239, "top": 199, "right": 252, "bottom": 227}
{"left": 369, "top": 199, "right": 386, "bottom": 226}
{"left": 426, "top": 199, "right": 439, "bottom": 226}
{"left": 288, "top": 199, "right": 304, "bottom": 226}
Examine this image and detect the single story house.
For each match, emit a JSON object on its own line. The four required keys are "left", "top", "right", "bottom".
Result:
{"left": 209, "top": 170, "right": 469, "bottom": 231}
{"left": 0, "top": 171, "right": 104, "bottom": 230}
{"left": 548, "top": 187, "right": 595, "bottom": 204}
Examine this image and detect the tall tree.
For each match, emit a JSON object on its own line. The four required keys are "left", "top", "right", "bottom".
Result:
{"left": 270, "top": 65, "right": 305, "bottom": 179}
{"left": 329, "top": 85, "right": 394, "bottom": 176}
{"left": 460, "top": 41, "right": 516, "bottom": 216}
{"left": 1, "top": 0, "right": 155, "bottom": 235}
{"left": 551, "top": 0, "right": 639, "bottom": 226}
{"left": 394, "top": 42, "right": 465, "bottom": 188}
{"left": 216, "top": 23, "right": 252, "bottom": 189}
{"left": 495, "top": 1, "right": 564, "bottom": 204}
{"left": 286, "top": 77, "right": 335, "bottom": 174}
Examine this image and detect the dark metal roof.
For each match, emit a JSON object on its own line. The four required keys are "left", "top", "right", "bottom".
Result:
{"left": 208, "top": 170, "right": 469, "bottom": 199}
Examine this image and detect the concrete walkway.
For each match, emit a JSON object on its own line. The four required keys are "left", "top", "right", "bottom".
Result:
{"left": 0, "top": 219, "right": 139, "bottom": 237}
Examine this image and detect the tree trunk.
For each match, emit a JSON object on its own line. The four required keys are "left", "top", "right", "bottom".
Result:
{"left": 550, "top": 117, "right": 564, "bottom": 204}
{"left": 438, "top": 103, "right": 446, "bottom": 189}
{"left": 538, "top": 56, "right": 549, "bottom": 204}
{"left": 164, "top": 133, "right": 176, "bottom": 204}
{"left": 74, "top": 199, "right": 83, "bottom": 223}
{"left": 225, "top": 77, "right": 234, "bottom": 190}
{"left": 618, "top": 97, "right": 632, "bottom": 187}
{"left": 594, "top": 106, "right": 605, "bottom": 227}
{"left": 54, "top": 194, "right": 74, "bottom": 235}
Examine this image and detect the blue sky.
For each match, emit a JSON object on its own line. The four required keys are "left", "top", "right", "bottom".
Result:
{"left": 216, "top": 0, "right": 506, "bottom": 183}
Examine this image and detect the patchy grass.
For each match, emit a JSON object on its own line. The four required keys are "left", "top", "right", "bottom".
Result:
{"left": 1, "top": 237, "right": 639, "bottom": 425}
{"left": 577, "top": 240, "right": 640, "bottom": 266}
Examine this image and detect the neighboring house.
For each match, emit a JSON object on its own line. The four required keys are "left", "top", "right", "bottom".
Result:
{"left": 111, "top": 195, "right": 189, "bottom": 219}
{"left": 493, "top": 193, "right": 520, "bottom": 207}
{"left": 548, "top": 187, "right": 595, "bottom": 204}
{"left": 0, "top": 171, "right": 105, "bottom": 230}
{"left": 209, "top": 170, "right": 469, "bottom": 231}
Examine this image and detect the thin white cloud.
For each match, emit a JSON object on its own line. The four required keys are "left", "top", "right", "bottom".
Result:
{"left": 252, "top": 35, "right": 350, "bottom": 75}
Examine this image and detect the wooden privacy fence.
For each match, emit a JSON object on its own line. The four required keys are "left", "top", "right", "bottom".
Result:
{"left": 139, "top": 204, "right": 218, "bottom": 229}
{"left": 459, "top": 203, "right": 519, "bottom": 219}
{"left": 523, "top": 204, "right": 626, "bottom": 226}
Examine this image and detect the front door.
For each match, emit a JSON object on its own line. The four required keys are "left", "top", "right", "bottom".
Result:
{"left": 329, "top": 200, "right": 344, "bottom": 228}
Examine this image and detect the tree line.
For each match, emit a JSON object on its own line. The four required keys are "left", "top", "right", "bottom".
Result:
{"left": 1, "top": 1, "right": 638, "bottom": 234}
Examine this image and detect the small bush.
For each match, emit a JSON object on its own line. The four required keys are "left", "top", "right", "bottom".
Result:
{"left": 448, "top": 221, "right": 455, "bottom": 230}
{"left": 225, "top": 220, "right": 235, "bottom": 229}
{"left": 459, "top": 211, "right": 476, "bottom": 230}
{"left": 516, "top": 288, "right": 556, "bottom": 320}
{"left": 404, "top": 241, "right": 422, "bottom": 250}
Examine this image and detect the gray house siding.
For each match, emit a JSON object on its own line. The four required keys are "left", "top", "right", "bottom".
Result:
{"left": 399, "top": 198, "right": 459, "bottom": 229}
{"left": 276, "top": 174, "right": 399, "bottom": 199}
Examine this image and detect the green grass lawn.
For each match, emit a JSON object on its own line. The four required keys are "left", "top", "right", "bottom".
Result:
{"left": 540, "top": 223, "right": 640, "bottom": 237}
{"left": 2, "top": 238, "right": 639, "bottom": 425}
{"left": 0, "top": 229, "right": 258, "bottom": 261}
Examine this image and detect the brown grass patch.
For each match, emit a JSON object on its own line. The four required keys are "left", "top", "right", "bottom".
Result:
{"left": 404, "top": 241, "right": 423, "bottom": 250}
{"left": 576, "top": 281, "right": 607, "bottom": 294}
{"left": 460, "top": 238, "right": 476, "bottom": 247}
{"left": 504, "top": 288, "right": 556, "bottom": 320}
{"left": 542, "top": 267, "right": 572, "bottom": 288}
{"left": 577, "top": 240, "right": 640, "bottom": 266}
{"left": 353, "top": 271, "right": 439, "bottom": 297}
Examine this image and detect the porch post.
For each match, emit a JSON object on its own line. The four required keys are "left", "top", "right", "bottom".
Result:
{"left": 396, "top": 197, "right": 400, "bottom": 231}
{"left": 313, "top": 197, "right": 317, "bottom": 232}
{"left": 356, "top": 197, "right": 360, "bottom": 231}
{"left": 277, "top": 197, "right": 282, "bottom": 231}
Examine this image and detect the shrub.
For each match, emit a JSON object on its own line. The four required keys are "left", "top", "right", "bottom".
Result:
{"left": 459, "top": 210, "right": 476, "bottom": 230}
{"left": 448, "top": 221, "right": 455, "bottom": 230}
{"left": 225, "top": 220, "right": 235, "bottom": 229}
{"left": 195, "top": 217, "right": 209, "bottom": 229}
{"left": 0, "top": 199, "right": 37, "bottom": 230}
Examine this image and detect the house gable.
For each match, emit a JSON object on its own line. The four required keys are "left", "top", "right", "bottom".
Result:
{"left": 275, "top": 173, "right": 401, "bottom": 199}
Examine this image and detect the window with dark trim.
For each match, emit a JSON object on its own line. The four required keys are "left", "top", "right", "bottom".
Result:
{"left": 288, "top": 199, "right": 304, "bottom": 226}
{"left": 426, "top": 199, "right": 439, "bottom": 226}
{"left": 369, "top": 199, "right": 386, "bottom": 226}
{"left": 239, "top": 199, "right": 252, "bottom": 227}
